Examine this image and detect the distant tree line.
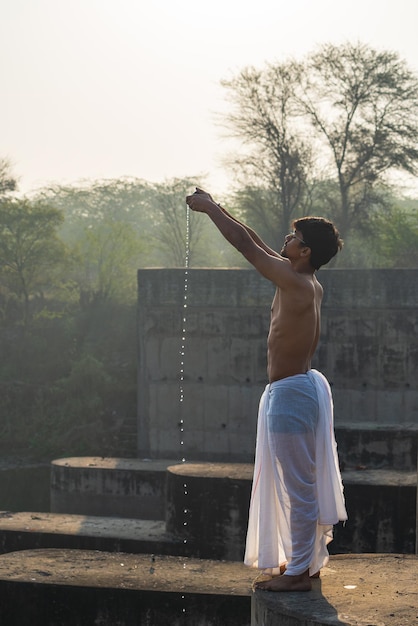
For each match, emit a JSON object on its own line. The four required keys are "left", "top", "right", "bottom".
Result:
{"left": 0, "top": 41, "right": 417, "bottom": 459}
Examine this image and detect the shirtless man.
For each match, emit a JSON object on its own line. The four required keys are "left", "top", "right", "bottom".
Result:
{"left": 186, "top": 188, "right": 346, "bottom": 592}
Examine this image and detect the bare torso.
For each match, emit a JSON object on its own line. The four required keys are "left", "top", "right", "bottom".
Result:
{"left": 267, "top": 275, "right": 323, "bottom": 382}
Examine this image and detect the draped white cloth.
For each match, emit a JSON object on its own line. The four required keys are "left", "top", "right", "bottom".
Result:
{"left": 244, "top": 369, "right": 347, "bottom": 576}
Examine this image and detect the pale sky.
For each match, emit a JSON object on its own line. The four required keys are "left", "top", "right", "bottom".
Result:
{"left": 2, "top": 0, "right": 418, "bottom": 196}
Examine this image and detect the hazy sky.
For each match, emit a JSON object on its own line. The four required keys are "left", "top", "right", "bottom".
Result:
{"left": 2, "top": 0, "right": 418, "bottom": 195}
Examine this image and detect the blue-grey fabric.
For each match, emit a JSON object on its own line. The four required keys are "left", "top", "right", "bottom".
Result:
{"left": 244, "top": 370, "right": 347, "bottom": 577}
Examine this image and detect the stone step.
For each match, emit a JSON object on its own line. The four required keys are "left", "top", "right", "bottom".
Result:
{"left": 46, "top": 458, "right": 418, "bottom": 559}
{"left": 166, "top": 462, "right": 253, "bottom": 561}
{"left": 0, "top": 548, "right": 254, "bottom": 626}
{"left": 0, "top": 549, "right": 416, "bottom": 625}
{"left": 334, "top": 469, "right": 417, "bottom": 555}
{"left": 342, "top": 468, "right": 417, "bottom": 486}
{"left": 1, "top": 464, "right": 415, "bottom": 560}
{"left": 253, "top": 553, "right": 418, "bottom": 626}
{"left": 335, "top": 423, "right": 418, "bottom": 471}
{"left": 167, "top": 463, "right": 417, "bottom": 558}
{"left": 50, "top": 457, "right": 179, "bottom": 520}
{"left": 0, "top": 511, "right": 190, "bottom": 557}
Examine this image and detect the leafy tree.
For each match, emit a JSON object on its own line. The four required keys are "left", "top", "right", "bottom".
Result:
{"left": 225, "top": 186, "right": 285, "bottom": 255}
{"left": 221, "top": 63, "right": 313, "bottom": 239}
{"left": 0, "top": 198, "right": 67, "bottom": 325}
{"left": 0, "top": 158, "right": 18, "bottom": 195}
{"left": 146, "top": 177, "right": 211, "bottom": 267}
{"left": 298, "top": 42, "right": 418, "bottom": 236}
{"left": 73, "top": 219, "right": 144, "bottom": 305}
{"left": 220, "top": 42, "right": 418, "bottom": 246}
{"left": 35, "top": 176, "right": 215, "bottom": 269}
{"left": 36, "top": 177, "right": 155, "bottom": 243}
{"left": 369, "top": 198, "right": 418, "bottom": 267}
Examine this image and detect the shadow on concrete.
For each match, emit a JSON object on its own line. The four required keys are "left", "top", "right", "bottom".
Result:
{"left": 253, "top": 578, "right": 349, "bottom": 626}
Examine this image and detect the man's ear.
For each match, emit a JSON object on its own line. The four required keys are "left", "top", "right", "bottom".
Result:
{"left": 301, "top": 245, "right": 311, "bottom": 259}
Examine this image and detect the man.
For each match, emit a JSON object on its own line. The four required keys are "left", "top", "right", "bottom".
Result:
{"left": 186, "top": 187, "right": 347, "bottom": 592}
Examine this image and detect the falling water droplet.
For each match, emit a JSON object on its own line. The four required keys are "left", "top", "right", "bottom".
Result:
{"left": 178, "top": 203, "right": 191, "bottom": 622}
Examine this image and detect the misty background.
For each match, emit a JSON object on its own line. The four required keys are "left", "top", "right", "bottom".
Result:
{"left": 1, "top": 0, "right": 418, "bottom": 460}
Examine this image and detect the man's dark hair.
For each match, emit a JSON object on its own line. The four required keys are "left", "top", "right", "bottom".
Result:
{"left": 292, "top": 216, "right": 343, "bottom": 270}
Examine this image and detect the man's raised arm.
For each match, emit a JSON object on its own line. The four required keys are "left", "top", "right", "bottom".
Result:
{"left": 186, "top": 188, "right": 300, "bottom": 291}
{"left": 187, "top": 188, "right": 279, "bottom": 257}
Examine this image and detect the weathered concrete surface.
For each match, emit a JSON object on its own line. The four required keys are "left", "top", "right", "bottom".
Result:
{"left": 0, "top": 461, "right": 50, "bottom": 513}
{"left": 165, "top": 462, "right": 417, "bottom": 558}
{"left": 166, "top": 462, "right": 253, "bottom": 561}
{"left": 137, "top": 269, "right": 418, "bottom": 460}
{"left": 333, "top": 470, "right": 417, "bottom": 554}
{"left": 0, "top": 548, "right": 254, "bottom": 625}
{"left": 341, "top": 468, "right": 417, "bottom": 487}
{"left": 51, "top": 457, "right": 178, "bottom": 520}
{"left": 252, "top": 554, "right": 418, "bottom": 626}
{"left": 0, "top": 550, "right": 416, "bottom": 625}
{"left": 335, "top": 424, "right": 418, "bottom": 472}
{"left": 45, "top": 459, "right": 417, "bottom": 558}
{"left": 0, "top": 511, "right": 190, "bottom": 557}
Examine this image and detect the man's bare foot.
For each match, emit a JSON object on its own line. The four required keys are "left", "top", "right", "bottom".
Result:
{"left": 280, "top": 564, "right": 320, "bottom": 578}
{"left": 254, "top": 570, "right": 312, "bottom": 592}
{"left": 251, "top": 572, "right": 274, "bottom": 592}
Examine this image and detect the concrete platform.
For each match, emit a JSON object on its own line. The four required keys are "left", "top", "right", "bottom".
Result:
{"left": 341, "top": 469, "right": 417, "bottom": 487}
{"left": 335, "top": 423, "right": 418, "bottom": 471}
{"left": 51, "top": 457, "right": 178, "bottom": 520}
{"left": 166, "top": 463, "right": 417, "bottom": 558}
{"left": 48, "top": 459, "right": 417, "bottom": 558}
{"left": 0, "top": 550, "right": 416, "bottom": 625}
{"left": 0, "top": 511, "right": 190, "bottom": 557}
{"left": 252, "top": 554, "right": 418, "bottom": 626}
{"left": 0, "top": 548, "right": 254, "bottom": 625}
{"left": 0, "top": 462, "right": 50, "bottom": 512}
{"left": 166, "top": 462, "right": 253, "bottom": 560}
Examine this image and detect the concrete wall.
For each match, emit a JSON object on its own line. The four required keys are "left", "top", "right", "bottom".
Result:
{"left": 136, "top": 269, "right": 418, "bottom": 461}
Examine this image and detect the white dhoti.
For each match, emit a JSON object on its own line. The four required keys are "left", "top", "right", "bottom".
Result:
{"left": 244, "top": 369, "right": 347, "bottom": 576}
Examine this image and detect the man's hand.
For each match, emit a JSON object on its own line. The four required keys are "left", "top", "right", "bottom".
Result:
{"left": 194, "top": 187, "right": 214, "bottom": 201}
{"left": 186, "top": 187, "right": 217, "bottom": 213}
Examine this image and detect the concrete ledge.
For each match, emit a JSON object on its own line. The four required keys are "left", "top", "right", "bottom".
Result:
{"left": 341, "top": 468, "right": 416, "bottom": 486}
{"left": 1, "top": 550, "right": 415, "bottom": 624}
{"left": 0, "top": 462, "right": 50, "bottom": 512}
{"left": 51, "top": 457, "right": 178, "bottom": 520}
{"left": 165, "top": 463, "right": 417, "bottom": 558}
{"left": 335, "top": 424, "right": 418, "bottom": 471}
{"left": 48, "top": 459, "right": 417, "bottom": 557}
{"left": 333, "top": 471, "right": 417, "bottom": 554}
{"left": 166, "top": 463, "right": 253, "bottom": 560}
{"left": 252, "top": 554, "right": 418, "bottom": 626}
{"left": 0, "top": 548, "right": 254, "bottom": 626}
{"left": 0, "top": 511, "right": 190, "bottom": 557}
